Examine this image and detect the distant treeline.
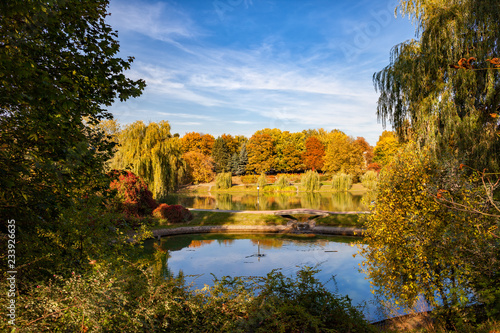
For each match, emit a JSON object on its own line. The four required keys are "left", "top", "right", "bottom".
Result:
{"left": 102, "top": 120, "right": 400, "bottom": 197}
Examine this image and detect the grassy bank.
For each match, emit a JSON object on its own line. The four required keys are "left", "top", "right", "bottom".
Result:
{"left": 315, "top": 213, "right": 366, "bottom": 228}
{"left": 151, "top": 211, "right": 366, "bottom": 230}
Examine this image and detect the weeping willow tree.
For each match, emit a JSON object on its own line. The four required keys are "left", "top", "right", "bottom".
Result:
{"left": 301, "top": 170, "right": 321, "bottom": 192}
{"left": 374, "top": 0, "right": 500, "bottom": 171}
{"left": 110, "top": 120, "right": 186, "bottom": 199}
{"left": 365, "top": 0, "right": 500, "bottom": 325}
{"left": 331, "top": 173, "right": 352, "bottom": 192}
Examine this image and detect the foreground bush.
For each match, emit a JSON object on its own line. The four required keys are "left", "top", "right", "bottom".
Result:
{"left": 2, "top": 262, "right": 375, "bottom": 333}
{"left": 152, "top": 204, "right": 193, "bottom": 223}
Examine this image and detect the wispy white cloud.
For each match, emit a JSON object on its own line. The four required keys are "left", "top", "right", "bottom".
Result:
{"left": 175, "top": 122, "right": 203, "bottom": 126}
{"left": 230, "top": 120, "right": 256, "bottom": 125}
{"left": 107, "top": 1, "right": 203, "bottom": 48}
{"left": 128, "top": 64, "right": 224, "bottom": 107}
{"left": 157, "top": 112, "right": 215, "bottom": 120}
{"left": 108, "top": 0, "right": 412, "bottom": 145}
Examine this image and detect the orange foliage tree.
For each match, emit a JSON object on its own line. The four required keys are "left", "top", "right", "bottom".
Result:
{"left": 181, "top": 132, "right": 215, "bottom": 156}
{"left": 354, "top": 136, "right": 373, "bottom": 166}
{"left": 302, "top": 136, "right": 325, "bottom": 171}
{"left": 183, "top": 151, "right": 215, "bottom": 184}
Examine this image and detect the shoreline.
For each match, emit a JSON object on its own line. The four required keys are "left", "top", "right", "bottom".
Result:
{"left": 152, "top": 224, "right": 365, "bottom": 238}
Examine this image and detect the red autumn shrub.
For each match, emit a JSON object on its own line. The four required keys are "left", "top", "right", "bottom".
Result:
{"left": 367, "top": 163, "right": 381, "bottom": 172}
{"left": 109, "top": 170, "right": 158, "bottom": 217}
{"left": 152, "top": 204, "right": 193, "bottom": 223}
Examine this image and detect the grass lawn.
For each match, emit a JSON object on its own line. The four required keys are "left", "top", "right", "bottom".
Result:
{"left": 315, "top": 214, "right": 366, "bottom": 228}
{"left": 150, "top": 211, "right": 367, "bottom": 230}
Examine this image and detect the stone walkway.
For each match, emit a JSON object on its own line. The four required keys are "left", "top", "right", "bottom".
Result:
{"left": 152, "top": 224, "right": 365, "bottom": 238}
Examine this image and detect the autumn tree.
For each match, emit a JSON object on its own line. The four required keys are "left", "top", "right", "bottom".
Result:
{"left": 302, "top": 128, "right": 331, "bottom": 146}
{"left": 181, "top": 132, "right": 202, "bottom": 153}
{"left": 354, "top": 137, "right": 373, "bottom": 166}
{"left": 220, "top": 133, "right": 239, "bottom": 156}
{"left": 373, "top": 131, "right": 400, "bottom": 167}
{"left": 246, "top": 133, "right": 275, "bottom": 174}
{"left": 323, "top": 132, "right": 364, "bottom": 180}
{"left": 111, "top": 121, "right": 185, "bottom": 199}
{"left": 181, "top": 132, "right": 215, "bottom": 156}
{"left": 183, "top": 150, "right": 215, "bottom": 184}
{"left": 96, "top": 118, "right": 121, "bottom": 139}
{"left": 234, "top": 135, "right": 248, "bottom": 150}
{"left": 361, "top": 144, "right": 499, "bottom": 324}
{"left": 274, "top": 131, "right": 305, "bottom": 172}
{"left": 302, "top": 136, "right": 325, "bottom": 171}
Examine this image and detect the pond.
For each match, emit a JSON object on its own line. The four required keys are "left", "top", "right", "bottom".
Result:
{"left": 165, "top": 191, "right": 374, "bottom": 211}
{"left": 145, "top": 233, "right": 387, "bottom": 322}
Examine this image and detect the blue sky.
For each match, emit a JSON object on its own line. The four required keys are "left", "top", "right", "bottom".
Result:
{"left": 106, "top": 0, "right": 416, "bottom": 145}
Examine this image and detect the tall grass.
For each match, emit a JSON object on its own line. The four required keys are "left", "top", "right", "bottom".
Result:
{"left": 215, "top": 172, "right": 232, "bottom": 189}
{"left": 361, "top": 170, "right": 378, "bottom": 190}
{"left": 331, "top": 173, "right": 352, "bottom": 192}
{"left": 301, "top": 170, "right": 320, "bottom": 192}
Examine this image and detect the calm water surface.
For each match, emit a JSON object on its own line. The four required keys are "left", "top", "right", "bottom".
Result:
{"left": 147, "top": 233, "right": 386, "bottom": 322}
{"left": 165, "top": 191, "right": 374, "bottom": 211}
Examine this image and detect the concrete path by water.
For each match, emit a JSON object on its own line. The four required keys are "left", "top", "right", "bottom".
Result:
{"left": 152, "top": 225, "right": 365, "bottom": 238}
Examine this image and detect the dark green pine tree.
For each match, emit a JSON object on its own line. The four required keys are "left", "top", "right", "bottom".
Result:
{"left": 236, "top": 142, "right": 248, "bottom": 175}
{"left": 231, "top": 153, "right": 239, "bottom": 175}
{"left": 212, "top": 136, "right": 231, "bottom": 173}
